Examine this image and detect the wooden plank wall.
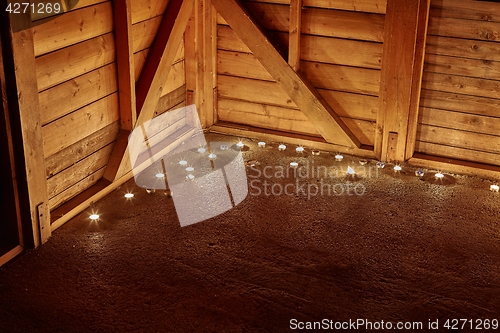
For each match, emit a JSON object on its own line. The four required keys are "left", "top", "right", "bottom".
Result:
{"left": 416, "top": 0, "right": 500, "bottom": 166}
{"left": 34, "top": 0, "right": 185, "bottom": 213}
{"left": 216, "top": 0, "right": 386, "bottom": 146}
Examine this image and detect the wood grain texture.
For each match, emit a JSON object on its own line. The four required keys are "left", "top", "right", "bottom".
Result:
{"left": 428, "top": 16, "right": 500, "bottom": 42}
{"left": 288, "top": 0, "right": 302, "bottom": 70}
{"left": 31, "top": 0, "right": 108, "bottom": 21}
{"left": 218, "top": 98, "right": 319, "bottom": 135}
{"left": 217, "top": 50, "right": 274, "bottom": 81}
{"left": 302, "top": 6, "right": 385, "bottom": 42}
{"left": 48, "top": 168, "right": 107, "bottom": 210}
{"left": 42, "top": 93, "right": 120, "bottom": 158}
{"left": 45, "top": 121, "right": 120, "bottom": 178}
{"left": 155, "top": 85, "right": 186, "bottom": 116}
{"left": 318, "top": 89, "right": 378, "bottom": 121}
{"left": 130, "top": 0, "right": 168, "bottom": 24}
{"left": 47, "top": 144, "right": 114, "bottom": 199}
{"left": 376, "top": 0, "right": 429, "bottom": 161}
{"left": 35, "top": 33, "right": 115, "bottom": 92}
{"left": 212, "top": 0, "right": 360, "bottom": 146}
{"left": 425, "top": 35, "right": 500, "bottom": 62}
{"left": 5, "top": 6, "right": 51, "bottom": 245}
{"left": 302, "top": 0, "right": 387, "bottom": 14}
{"left": 217, "top": 25, "right": 252, "bottom": 52}
{"left": 422, "top": 71, "right": 500, "bottom": 100}
{"left": 424, "top": 53, "right": 500, "bottom": 81}
{"left": 420, "top": 89, "right": 500, "bottom": 118}
{"left": 430, "top": 0, "right": 500, "bottom": 23}
{"left": 419, "top": 107, "right": 500, "bottom": 136}
{"left": 33, "top": 2, "right": 114, "bottom": 57}
{"left": 218, "top": 75, "right": 297, "bottom": 108}
{"left": 39, "top": 63, "right": 117, "bottom": 125}
{"left": 132, "top": 16, "right": 162, "bottom": 52}
{"left": 301, "top": 61, "right": 380, "bottom": 96}
{"left": 417, "top": 124, "right": 500, "bottom": 154}
{"left": 415, "top": 141, "right": 500, "bottom": 167}
{"left": 300, "top": 35, "right": 382, "bottom": 69}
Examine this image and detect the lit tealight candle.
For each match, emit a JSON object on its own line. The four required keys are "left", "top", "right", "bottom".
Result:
{"left": 415, "top": 170, "right": 424, "bottom": 177}
{"left": 359, "top": 159, "right": 368, "bottom": 165}
{"left": 156, "top": 173, "right": 164, "bottom": 178}
{"left": 393, "top": 165, "right": 402, "bottom": 171}
{"left": 179, "top": 160, "right": 188, "bottom": 166}
{"left": 296, "top": 146, "right": 304, "bottom": 153}
{"left": 290, "top": 162, "right": 299, "bottom": 168}
{"left": 208, "top": 153, "right": 217, "bottom": 159}
{"left": 312, "top": 150, "right": 320, "bottom": 156}
{"left": 435, "top": 172, "right": 444, "bottom": 179}
{"left": 186, "top": 166, "right": 194, "bottom": 172}
{"left": 376, "top": 162, "right": 385, "bottom": 169}
{"left": 146, "top": 188, "right": 155, "bottom": 194}
{"left": 335, "top": 154, "right": 344, "bottom": 161}
{"left": 124, "top": 193, "right": 134, "bottom": 199}
{"left": 258, "top": 141, "right": 266, "bottom": 148}
{"left": 236, "top": 141, "right": 244, "bottom": 148}
{"left": 89, "top": 214, "right": 99, "bottom": 220}
{"left": 197, "top": 147, "right": 206, "bottom": 153}
{"left": 278, "top": 144, "right": 286, "bottom": 151}
{"left": 490, "top": 184, "right": 499, "bottom": 192}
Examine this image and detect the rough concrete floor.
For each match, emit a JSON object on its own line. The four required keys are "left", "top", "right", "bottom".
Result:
{"left": 0, "top": 133, "right": 499, "bottom": 333}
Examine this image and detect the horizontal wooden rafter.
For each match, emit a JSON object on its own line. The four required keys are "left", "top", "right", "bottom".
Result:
{"left": 211, "top": 0, "right": 361, "bottom": 148}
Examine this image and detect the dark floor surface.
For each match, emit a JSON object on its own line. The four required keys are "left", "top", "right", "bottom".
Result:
{"left": 0, "top": 134, "right": 499, "bottom": 333}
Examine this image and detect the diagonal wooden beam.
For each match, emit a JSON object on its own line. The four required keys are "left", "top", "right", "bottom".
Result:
{"left": 109, "top": 0, "right": 194, "bottom": 181}
{"left": 136, "top": 0, "right": 191, "bottom": 119}
{"left": 211, "top": 0, "right": 360, "bottom": 147}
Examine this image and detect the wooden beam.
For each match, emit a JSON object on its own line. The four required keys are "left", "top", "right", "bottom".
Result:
{"left": 1, "top": 3, "right": 51, "bottom": 246}
{"left": 0, "top": 29, "right": 24, "bottom": 248}
{"left": 288, "top": 0, "right": 302, "bottom": 71}
{"left": 211, "top": 122, "right": 376, "bottom": 159}
{"left": 405, "top": 0, "right": 431, "bottom": 160}
{"left": 113, "top": 0, "right": 136, "bottom": 130}
{"left": 195, "top": 0, "right": 205, "bottom": 125}
{"left": 0, "top": 245, "right": 23, "bottom": 267}
{"left": 375, "top": 0, "right": 431, "bottom": 162}
{"left": 203, "top": 3, "right": 217, "bottom": 127}
{"left": 135, "top": 0, "right": 193, "bottom": 119}
{"left": 103, "top": 0, "right": 136, "bottom": 182}
{"left": 112, "top": 0, "right": 194, "bottom": 181}
{"left": 211, "top": 0, "right": 360, "bottom": 148}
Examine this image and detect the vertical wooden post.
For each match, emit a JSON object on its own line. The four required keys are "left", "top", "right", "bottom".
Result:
{"left": 104, "top": 0, "right": 136, "bottom": 182}
{"left": 405, "top": 0, "right": 431, "bottom": 161}
{"left": 113, "top": 0, "right": 136, "bottom": 131}
{"left": 186, "top": 0, "right": 217, "bottom": 128}
{"left": 185, "top": 6, "right": 196, "bottom": 111}
{"left": 203, "top": 2, "right": 217, "bottom": 127}
{"left": 288, "top": 0, "right": 302, "bottom": 71}
{"left": 375, "top": 0, "right": 431, "bottom": 162}
{"left": 1, "top": 2, "right": 51, "bottom": 246}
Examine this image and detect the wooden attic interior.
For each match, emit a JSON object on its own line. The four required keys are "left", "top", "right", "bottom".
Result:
{"left": 1, "top": 0, "right": 500, "bottom": 265}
